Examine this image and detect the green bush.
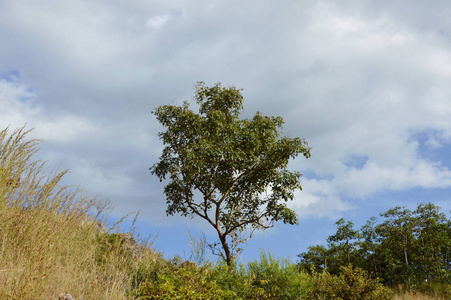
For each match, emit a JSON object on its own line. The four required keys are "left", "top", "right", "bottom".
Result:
{"left": 245, "top": 250, "right": 310, "bottom": 299}
{"left": 209, "top": 261, "right": 255, "bottom": 299}
{"left": 129, "top": 255, "right": 171, "bottom": 291}
{"left": 133, "top": 263, "right": 237, "bottom": 299}
{"left": 306, "top": 265, "right": 393, "bottom": 300}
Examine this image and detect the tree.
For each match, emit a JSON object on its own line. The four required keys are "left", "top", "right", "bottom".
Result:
{"left": 327, "top": 218, "right": 360, "bottom": 270}
{"left": 297, "top": 203, "right": 451, "bottom": 289}
{"left": 358, "top": 216, "right": 383, "bottom": 278}
{"left": 376, "top": 207, "right": 416, "bottom": 286}
{"left": 297, "top": 244, "right": 330, "bottom": 272}
{"left": 150, "top": 82, "right": 311, "bottom": 266}
{"left": 412, "top": 203, "right": 449, "bottom": 282}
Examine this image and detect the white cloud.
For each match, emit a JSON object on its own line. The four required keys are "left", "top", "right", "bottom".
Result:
{"left": 0, "top": 76, "right": 38, "bottom": 127}
{"left": 36, "top": 116, "right": 94, "bottom": 143}
{"left": 2, "top": 0, "right": 451, "bottom": 225}
{"left": 146, "top": 15, "right": 169, "bottom": 30}
{"left": 275, "top": 1, "right": 451, "bottom": 218}
{"left": 291, "top": 178, "right": 352, "bottom": 219}
{"left": 0, "top": 75, "right": 96, "bottom": 143}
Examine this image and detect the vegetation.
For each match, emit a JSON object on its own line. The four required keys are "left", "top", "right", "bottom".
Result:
{"left": 1, "top": 125, "right": 449, "bottom": 299}
{"left": 150, "top": 82, "right": 310, "bottom": 266}
{"left": 133, "top": 251, "right": 393, "bottom": 300}
{"left": 298, "top": 203, "right": 451, "bottom": 299}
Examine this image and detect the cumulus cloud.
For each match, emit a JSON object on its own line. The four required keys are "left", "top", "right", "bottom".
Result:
{"left": 1, "top": 0, "right": 451, "bottom": 226}
{"left": 273, "top": 1, "right": 451, "bottom": 217}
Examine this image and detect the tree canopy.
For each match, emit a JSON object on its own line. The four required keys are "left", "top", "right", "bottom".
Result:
{"left": 151, "top": 82, "right": 311, "bottom": 265}
{"left": 298, "top": 202, "right": 451, "bottom": 288}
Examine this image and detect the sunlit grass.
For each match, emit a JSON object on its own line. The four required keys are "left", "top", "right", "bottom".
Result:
{"left": 0, "top": 126, "right": 158, "bottom": 299}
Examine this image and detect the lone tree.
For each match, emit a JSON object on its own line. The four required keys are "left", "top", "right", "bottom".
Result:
{"left": 151, "top": 82, "right": 311, "bottom": 266}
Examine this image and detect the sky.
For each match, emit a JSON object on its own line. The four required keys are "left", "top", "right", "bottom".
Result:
{"left": 1, "top": 0, "right": 451, "bottom": 263}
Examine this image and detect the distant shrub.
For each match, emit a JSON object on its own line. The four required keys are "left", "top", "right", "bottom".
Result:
{"left": 306, "top": 265, "right": 393, "bottom": 300}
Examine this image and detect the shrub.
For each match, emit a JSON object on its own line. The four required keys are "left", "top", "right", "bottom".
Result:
{"left": 245, "top": 250, "right": 310, "bottom": 299}
{"left": 306, "top": 265, "right": 393, "bottom": 300}
{"left": 133, "top": 263, "right": 237, "bottom": 299}
{"left": 209, "top": 261, "right": 252, "bottom": 299}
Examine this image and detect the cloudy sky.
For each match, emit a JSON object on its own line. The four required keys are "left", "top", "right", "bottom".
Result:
{"left": 1, "top": 0, "right": 451, "bottom": 262}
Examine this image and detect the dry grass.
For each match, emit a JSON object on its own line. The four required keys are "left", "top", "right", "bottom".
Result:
{"left": 0, "top": 127, "right": 158, "bottom": 299}
{"left": 394, "top": 292, "right": 443, "bottom": 300}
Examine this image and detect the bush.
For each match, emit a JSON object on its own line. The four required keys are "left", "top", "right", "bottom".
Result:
{"left": 133, "top": 263, "right": 237, "bottom": 299}
{"left": 306, "top": 265, "right": 393, "bottom": 300}
{"left": 209, "top": 261, "right": 253, "bottom": 299}
{"left": 245, "top": 250, "right": 310, "bottom": 299}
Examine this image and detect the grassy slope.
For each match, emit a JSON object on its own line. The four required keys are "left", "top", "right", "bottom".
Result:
{"left": 0, "top": 127, "right": 159, "bottom": 299}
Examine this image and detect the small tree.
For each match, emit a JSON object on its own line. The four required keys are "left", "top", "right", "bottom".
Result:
{"left": 151, "top": 82, "right": 311, "bottom": 266}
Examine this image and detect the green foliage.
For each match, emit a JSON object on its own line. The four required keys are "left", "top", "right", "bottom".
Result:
{"left": 411, "top": 203, "right": 450, "bottom": 283}
{"left": 96, "top": 232, "right": 129, "bottom": 264}
{"left": 132, "top": 254, "right": 396, "bottom": 300}
{"left": 134, "top": 264, "right": 237, "bottom": 300}
{"left": 377, "top": 206, "right": 416, "bottom": 286}
{"left": 129, "top": 256, "right": 168, "bottom": 291}
{"left": 151, "top": 81, "right": 310, "bottom": 265}
{"left": 412, "top": 281, "right": 451, "bottom": 299}
{"left": 201, "top": 252, "right": 311, "bottom": 299}
{"left": 326, "top": 218, "right": 360, "bottom": 273}
{"left": 297, "top": 244, "right": 329, "bottom": 273}
{"left": 307, "top": 265, "right": 392, "bottom": 300}
{"left": 246, "top": 250, "right": 310, "bottom": 299}
{"left": 135, "top": 251, "right": 312, "bottom": 300}
{"left": 298, "top": 202, "right": 451, "bottom": 297}
{"left": 209, "top": 262, "right": 252, "bottom": 298}
{"left": 208, "top": 254, "right": 390, "bottom": 300}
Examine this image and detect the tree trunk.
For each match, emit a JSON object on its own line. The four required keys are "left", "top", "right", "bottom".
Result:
{"left": 219, "top": 233, "right": 233, "bottom": 266}
{"left": 404, "top": 246, "right": 409, "bottom": 266}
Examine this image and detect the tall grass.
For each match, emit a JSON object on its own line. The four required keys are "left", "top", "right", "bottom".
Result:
{"left": 0, "top": 127, "right": 158, "bottom": 299}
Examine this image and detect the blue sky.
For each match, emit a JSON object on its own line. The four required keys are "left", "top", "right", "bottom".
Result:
{"left": 1, "top": 0, "right": 451, "bottom": 263}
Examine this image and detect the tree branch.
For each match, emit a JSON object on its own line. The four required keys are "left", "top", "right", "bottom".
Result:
{"left": 226, "top": 207, "right": 275, "bottom": 236}
{"left": 217, "top": 169, "right": 253, "bottom": 206}
{"left": 186, "top": 200, "right": 216, "bottom": 228}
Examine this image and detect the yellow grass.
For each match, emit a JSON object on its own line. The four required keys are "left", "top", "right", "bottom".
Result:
{"left": 0, "top": 126, "right": 158, "bottom": 299}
